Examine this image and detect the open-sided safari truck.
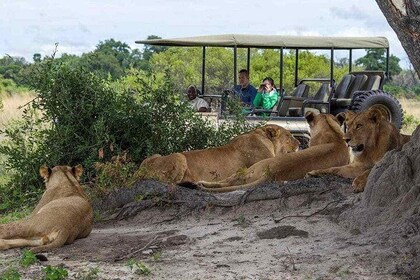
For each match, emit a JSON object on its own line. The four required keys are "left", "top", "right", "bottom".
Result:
{"left": 136, "top": 34, "right": 403, "bottom": 146}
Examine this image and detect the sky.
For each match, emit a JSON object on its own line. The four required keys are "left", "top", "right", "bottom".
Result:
{"left": 0, "top": 0, "right": 410, "bottom": 67}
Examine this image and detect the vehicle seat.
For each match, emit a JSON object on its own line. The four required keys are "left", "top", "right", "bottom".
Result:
{"left": 333, "top": 74, "right": 355, "bottom": 99}
{"left": 361, "top": 74, "right": 381, "bottom": 91}
{"left": 333, "top": 74, "right": 367, "bottom": 107}
{"left": 289, "top": 82, "right": 331, "bottom": 116}
{"left": 277, "top": 83, "right": 310, "bottom": 116}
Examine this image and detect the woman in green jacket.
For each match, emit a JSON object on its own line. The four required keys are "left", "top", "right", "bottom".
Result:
{"left": 253, "top": 77, "right": 279, "bottom": 110}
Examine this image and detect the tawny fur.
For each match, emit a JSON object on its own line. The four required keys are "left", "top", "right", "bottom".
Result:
{"left": 197, "top": 113, "right": 350, "bottom": 192}
{"left": 0, "top": 165, "right": 93, "bottom": 252}
{"left": 138, "top": 125, "right": 300, "bottom": 184}
{"left": 307, "top": 108, "right": 406, "bottom": 192}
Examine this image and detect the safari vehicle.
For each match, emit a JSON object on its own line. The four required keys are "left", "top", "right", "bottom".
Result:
{"left": 136, "top": 34, "right": 403, "bottom": 145}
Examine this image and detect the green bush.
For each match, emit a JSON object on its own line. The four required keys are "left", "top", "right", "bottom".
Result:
{"left": 0, "top": 58, "right": 253, "bottom": 212}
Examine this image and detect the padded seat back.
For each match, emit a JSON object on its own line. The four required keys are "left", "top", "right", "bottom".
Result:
{"left": 361, "top": 75, "right": 381, "bottom": 91}
{"left": 346, "top": 74, "right": 368, "bottom": 98}
{"left": 313, "top": 82, "right": 330, "bottom": 102}
{"left": 334, "top": 74, "right": 354, "bottom": 99}
{"left": 292, "top": 83, "right": 310, "bottom": 98}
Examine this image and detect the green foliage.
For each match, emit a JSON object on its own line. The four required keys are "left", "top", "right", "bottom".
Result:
{"left": 92, "top": 154, "right": 139, "bottom": 198}
{"left": 0, "top": 267, "right": 20, "bottom": 280}
{"left": 43, "top": 265, "right": 68, "bottom": 280}
{"left": 402, "top": 111, "right": 420, "bottom": 129}
{"left": 0, "top": 56, "right": 29, "bottom": 86}
{"left": 75, "top": 267, "right": 100, "bottom": 280}
{"left": 20, "top": 250, "right": 37, "bottom": 267}
{"left": 355, "top": 49, "right": 402, "bottom": 76}
{"left": 0, "top": 57, "right": 252, "bottom": 210}
{"left": 150, "top": 48, "right": 349, "bottom": 96}
{"left": 0, "top": 207, "right": 31, "bottom": 224}
{"left": 127, "top": 259, "right": 151, "bottom": 276}
{"left": 0, "top": 107, "right": 47, "bottom": 211}
{"left": 0, "top": 75, "right": 28, "bottom": 96}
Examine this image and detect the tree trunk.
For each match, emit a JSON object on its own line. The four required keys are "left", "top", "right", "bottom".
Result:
{"left": 376, "top": 0, "right": 420, "bottom": 76}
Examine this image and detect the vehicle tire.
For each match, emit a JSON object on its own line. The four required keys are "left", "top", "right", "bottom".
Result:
{"left": 351, "top": 90, "right": 403, "bottom": 129}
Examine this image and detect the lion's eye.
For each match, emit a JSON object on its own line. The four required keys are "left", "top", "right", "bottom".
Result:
{"left": 356, "top": 124, "right": 363, "bottom": 129}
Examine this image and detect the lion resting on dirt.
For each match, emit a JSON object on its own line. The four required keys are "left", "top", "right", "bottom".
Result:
{"left": 197, "top": 112, "right": 350, "bottom": 192}
{"left": 0, "top": 165, "right": 93, "bottom": 252}
{"left": 307, "top": 108, "right": 407, "bottom": 192}
{"left": 138, "top": 124, "right": 300, "bottom": 185}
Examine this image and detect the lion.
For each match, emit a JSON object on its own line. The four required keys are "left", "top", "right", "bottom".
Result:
{"left": 138, "top": 124, "right": 300, "bottom": 185}
{"left": 197, "top": 112, "right": 350, "bottom": 192}
{"left": 307, "top": 108, "right": 405, "bottom": 192}
{"left": 0, "top": 165, "right": 93, "bottom": 252}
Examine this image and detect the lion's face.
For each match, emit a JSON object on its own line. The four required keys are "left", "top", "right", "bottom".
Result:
{"left": 341, "top": 109, "right": 384, "bottom": 157}
{"left": 261, "top": 124, "right": 300, "bottom": 155}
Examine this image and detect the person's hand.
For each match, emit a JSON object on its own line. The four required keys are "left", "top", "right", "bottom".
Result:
{"left": 258, "top": 84, "right": 266, "bottom": 92}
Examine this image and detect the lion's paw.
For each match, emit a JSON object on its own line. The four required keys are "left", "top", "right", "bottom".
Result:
{"left": 305, "top": 171, "right": 321, "bottom": 178}
{"left": 352, "top": 177, "right": 366, "bottom": 193}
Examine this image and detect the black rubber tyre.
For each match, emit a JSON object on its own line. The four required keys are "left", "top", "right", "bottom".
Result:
{"left": 351, "top": 90, "right": 403, "bottom": 129}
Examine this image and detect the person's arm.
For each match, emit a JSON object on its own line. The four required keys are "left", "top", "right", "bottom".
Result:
{"left": 253, "top": 92, "right": 263, "bottom": 108}
{"left": 197, "top": 98, "right": 209, "bottom": 112}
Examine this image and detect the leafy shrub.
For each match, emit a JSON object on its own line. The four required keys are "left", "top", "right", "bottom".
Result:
{"left": 0, "top": 267, "right": 20, "bottom": 280}
{"left": 43, "top": 265, "right": 68, "bottom": 280}
{"left": 0, "top": 58, "right": 253, "bottom": 211}
{"left": 20, "top": 250, "right": 37, "bottom": 267}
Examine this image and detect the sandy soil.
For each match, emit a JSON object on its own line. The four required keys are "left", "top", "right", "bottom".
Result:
{"left": 0, "top": 181, "right": 410, "bottom": 280}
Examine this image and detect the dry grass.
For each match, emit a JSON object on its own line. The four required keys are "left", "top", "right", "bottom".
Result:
{"left": 0, "top": 93, "right": 35, "bottom": 129}
{"left": 399, "top": 98, "right": 420, "bottom": 135}
{"left": 400, "top": 98, "right": 420, "bottom": 119}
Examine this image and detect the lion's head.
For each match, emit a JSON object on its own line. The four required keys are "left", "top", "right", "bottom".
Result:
{"left": 259, "top": 124, "right": 300, "bottom": 155}
{"left": 337, "top": 108, "right": 396, "bottom": 157}
{"left": 305, "top": 112, "right": 344, "bottom": 147}
{"left": 40, "top": 165, "right": 86, "bottom": 197}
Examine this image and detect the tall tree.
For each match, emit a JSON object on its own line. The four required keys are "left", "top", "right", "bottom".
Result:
{"left": 355, "top": 49, "right": 402, "bottom": 76}
{"left": 376, "top": 1, "right": 420, "bottom": 76}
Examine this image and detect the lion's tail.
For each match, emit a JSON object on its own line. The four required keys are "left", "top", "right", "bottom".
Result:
{"left": 197, "top": 177, "right": 267, "bottom": 193}
{"left": 196, "top": 180, "right": 231, "bottom": 189}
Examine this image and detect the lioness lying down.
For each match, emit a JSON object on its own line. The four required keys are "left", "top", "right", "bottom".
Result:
{"left": 197, "top": 112, "right": 350, "bottom": 192}
{"left": 139, "top": 124, "right": 300, "bottom": 185}
{"left": 307, "top": 108, "right": 407, "bottom": 192}
{"left": 0, "top": 165, "right": 93, "bottom": 252}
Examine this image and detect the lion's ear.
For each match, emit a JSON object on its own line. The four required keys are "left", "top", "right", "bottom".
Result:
{"left": 305, "top": 111, "right": 316, "bottom": 125}
{"left": 263, "top": 125, "right": 278, "bottom": 139}
{"left": 39, "top": 165, "right": 52, "bottom": 181}
{"left": 368, "top": 108, "right": 384, "bottom": 123}
{"left": 72, "top": 164, "right": 83, "bottom": 181}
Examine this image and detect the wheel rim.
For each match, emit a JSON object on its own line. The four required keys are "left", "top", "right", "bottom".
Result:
{"left": 370, "top": 104, "right": 392, "bottom": 122}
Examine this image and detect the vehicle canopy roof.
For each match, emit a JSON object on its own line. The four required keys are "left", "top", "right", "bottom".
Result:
{"left": 136, "top": 34, "right": 389, "bottom": 49}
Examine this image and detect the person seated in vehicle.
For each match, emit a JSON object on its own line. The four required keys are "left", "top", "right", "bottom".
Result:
{"left": 253, "top": 77, "right": 280, "bottom": 111}
{"left": 232, "top": 69, "right": 257, "bottom": 106}
{"left": 186, "top": 85, "right": 209, "bottom": 112}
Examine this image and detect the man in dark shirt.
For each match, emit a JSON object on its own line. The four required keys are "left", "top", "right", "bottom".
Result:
{"left": 232, "top": 69, "right": 257, "bottom": 106}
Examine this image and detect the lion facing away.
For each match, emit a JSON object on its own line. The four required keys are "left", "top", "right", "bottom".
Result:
{"left": 307, "top": 108, "right": 406, "bottom": 192}
{"left": 0, "top": 165, "right": 93, "bottom": 252}
{"left": 197, "top": 112, "right": 350, "bottom": 192}
{"left": 138, "top": 124, "right": 300, "bottom": 185}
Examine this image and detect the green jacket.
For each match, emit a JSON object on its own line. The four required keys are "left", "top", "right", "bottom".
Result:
{"left": 253, "top": 89, "right": 279, "bottom": 110}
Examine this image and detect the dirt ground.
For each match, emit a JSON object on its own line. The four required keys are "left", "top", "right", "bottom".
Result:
{"left": 0, "top": 178, "right": 413, "bottom": 280}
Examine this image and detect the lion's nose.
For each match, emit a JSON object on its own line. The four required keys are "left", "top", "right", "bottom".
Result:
{"left": 344, "top": 138, "right": 351, "bottom": 143}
